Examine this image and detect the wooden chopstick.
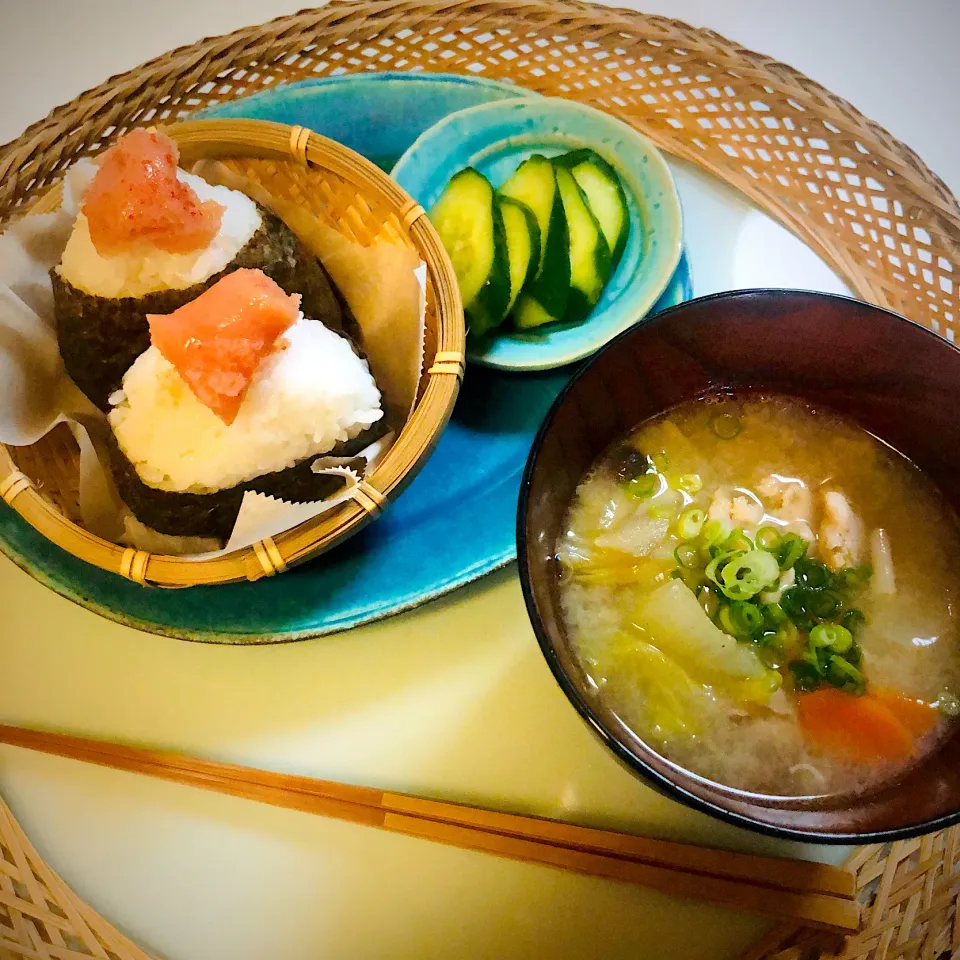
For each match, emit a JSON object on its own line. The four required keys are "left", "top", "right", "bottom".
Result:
{"left": 0, "top": 725, "right": 860, "bottom": 933}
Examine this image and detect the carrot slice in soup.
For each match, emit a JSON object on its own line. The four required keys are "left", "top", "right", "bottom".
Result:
{"left": 798, "top": 688, "right": 914, "bottom": 762}
{"left": 147, "top": 268, "right": 300, "bottom": 425}
{"left": 873, "top": 689, "right": 938, "bottom": 737}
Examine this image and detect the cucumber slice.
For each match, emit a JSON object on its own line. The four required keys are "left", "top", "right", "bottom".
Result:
{"left": 430, "top": 167, "right": 511, "bottom": 337}
{"left": 499, "top": 155, "right": 570, "bottom": 329}
{"left": 555, "top": 149, "right": 630, "bottom": 266}
{"left": 512, "top": 296, "right": 559, "bottom": 330}
{"left": 554, "top": 165, "right": 612, "bottom": 322}
{"left": 499, "top": 197, "right": 539, "bottom": 313}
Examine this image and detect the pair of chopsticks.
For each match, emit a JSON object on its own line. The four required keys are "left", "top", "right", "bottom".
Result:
{"left": 0, "top": 725, "right": 859, "bottom": 933}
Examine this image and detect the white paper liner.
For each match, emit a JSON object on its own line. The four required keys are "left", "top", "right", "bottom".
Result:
{"left": 0, "top": 156, "right": 427, "bottom": 562}
{"left": 215, "top": 431, "right": 394, "bottom": 557}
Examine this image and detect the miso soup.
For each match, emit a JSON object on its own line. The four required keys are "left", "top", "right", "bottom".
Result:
{"left": 558, "top": 393, "right": 960, "bottom": 796}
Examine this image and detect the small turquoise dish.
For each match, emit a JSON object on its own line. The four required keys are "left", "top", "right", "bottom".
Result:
{"left": 392, "top": 97, "right": 683, "bottom": 371}
{"left": 0, "top": 74, "right": 692, "bottom": 642}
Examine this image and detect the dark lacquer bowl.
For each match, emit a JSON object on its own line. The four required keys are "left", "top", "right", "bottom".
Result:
{"left": 517, "top": 289, "right": 960, "bottom": 843}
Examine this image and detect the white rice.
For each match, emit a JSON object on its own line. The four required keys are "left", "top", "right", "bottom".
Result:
{"left": 109, "top": 314, "right": 383, "bottom": 493}
{"left": 58, "top": 171, "right": 261, "bottom": 299}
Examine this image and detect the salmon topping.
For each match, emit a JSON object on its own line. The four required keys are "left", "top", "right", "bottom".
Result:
{"left": 147, "top": 269, "right": 300, "bottom": 424}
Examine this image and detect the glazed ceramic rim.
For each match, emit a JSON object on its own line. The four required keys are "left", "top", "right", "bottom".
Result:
{"left": 393, "top": 96, "right": 683, "bottom": 371}
{"left": 193, "top": 71, "right": 534, "bottom": 119}
{"left": 516, "top": 287, "right": 960, "bottom": 844}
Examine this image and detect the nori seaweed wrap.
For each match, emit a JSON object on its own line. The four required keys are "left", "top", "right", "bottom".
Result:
{"left": 108, "top": 422, "right": 385, "bottom": 541}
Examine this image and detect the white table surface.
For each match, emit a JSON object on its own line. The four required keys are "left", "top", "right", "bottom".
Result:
{"left": 0, "top": 3, "right": 958, "bottom": 959}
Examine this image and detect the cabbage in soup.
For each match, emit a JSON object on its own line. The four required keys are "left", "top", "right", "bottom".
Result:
{"left": 559, "top": 393, "right": 960, "bottom": 796}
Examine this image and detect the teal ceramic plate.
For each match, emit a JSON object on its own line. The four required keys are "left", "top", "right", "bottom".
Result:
{"left": 0, "top": 75, "right": 691, "bottom": 642}
{"left": 194, "top": 72, "right": 536, "bottom": 171}
{"left": 392, "top": 98, "right": 683, "bottom": 371}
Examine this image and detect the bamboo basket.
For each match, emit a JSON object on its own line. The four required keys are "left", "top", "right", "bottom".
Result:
{"left": 0, "top": 118, "right": 465, "bottom": 587}
{"left": 1, "top": 1, "right": 959, "bottom": 957}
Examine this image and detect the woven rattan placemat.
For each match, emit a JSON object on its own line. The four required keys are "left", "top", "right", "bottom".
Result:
{"left": 1, "top": 2, "right": 959, "bottom": 957}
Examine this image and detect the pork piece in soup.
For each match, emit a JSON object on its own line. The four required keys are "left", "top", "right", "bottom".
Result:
{"left": 558, "top": 393, "right": 960, "bottom": 796}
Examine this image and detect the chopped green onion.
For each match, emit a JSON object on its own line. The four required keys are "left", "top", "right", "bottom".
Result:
{"left": 696, "top": 583, "right": 720, "bottom": 619}
{"left": 775, "top": 620, "right": 800, "bottom": 650}
{"left": 704, "top": 555, "right": 725, "bottom": 588}
{"left": 789, "top": 661, "right": 822, "bottom": 692}
{"left": 676, "top": 507, "right": 706, "bottom": 540}
{"left": 780, "top": 586, "right": 814, "bottom": 631}
{"left": 841, "top": 608, "right": 867, "bottom": 634}
{"left": 762, "top": 602, "right": 788, "bottom": 629}
{"left": 794, "top": 558, "right": 832, "bottom": 590}
{"left": 755, "top": 526, "right": 781, "bottom": 551}
{"left": 757, "top": 641, "right": 783, "bottom": 669}
{"left": 674, "top": 543, "right": 700, "bottom": 569}
{"left": 780, "top": 587, "right": 806, "bottom": 618}
{"left": 776, "top": 533, "right": 807, "bottom": 571}
{"left": 834, "top": 564, "right": 873, "bottom": 592}
{"left": 700, "top": 518, "right": 729, "bottom": 546}
{"left": 808, "top": 590, "right": 843, "bottom": 620}
{"left": 825, "top": 656, "right": 865, "bottom": 695}
{"left": 724, "top": 528, "right": 755, "bottom": 553}
{"left": 711, "top": 412, "right": 742, "bottom": 440}
{"left": 801, "top": 646, "right": 825, "bottom": 671}
{"left": 651, "top": 451, "right": 669, "bottom": 472}
{"left": 730, "top": 600, "right": 764, "bottom": 637}
{"left": 676, "top": 473, "right": 703, "bottom": 495}
{"left": 613, "top": 447, "right": 651, "bottom": 483}
{"left": 717, "top": 604, "right": 739, "bottom": 637}
{"left": 627, "top": 473, "right": 659, "bottom": 500}
{"left": 809, "top": 623, "right": 854, "bottom": 654}
{"left": 936, "top": 693, "right": 960, "bottom": 717}
{"left": 718, "top": 549, "right": 781, "bottom": 600}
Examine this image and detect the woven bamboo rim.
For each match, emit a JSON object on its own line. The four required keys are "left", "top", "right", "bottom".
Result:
{"left": 0, "top": 1, "right": 958, "bottom": 955}
{"left": 0, "top": 118, "right": 464, "bottom": 586}
{"left": 0, "top": 794, "right": 155, "bottom": 960}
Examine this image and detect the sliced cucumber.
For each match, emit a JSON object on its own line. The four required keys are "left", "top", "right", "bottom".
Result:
{"left": 499, "top": 197, "right": 539, "bottom": 313}
{"left": 554, "top": 165, "right": 612, "bottom": 322}
{"left": 499, "top": 155, "right": 552, "bottom": 273}
{"left": 430, "top": 167, "right": 511, "bottom": 337}
{"left": 555, "top": 149, "right": 630, "bottom": 266}
{"left": 499, "top": 155, "right": 570, "bottom": 329}
{"left": 513, "top": 297, "right": 560, "bottom": 330}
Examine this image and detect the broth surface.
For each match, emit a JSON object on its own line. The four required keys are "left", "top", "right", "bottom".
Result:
{"left": 559, "top": 393, "right": 960, "bottom": 796}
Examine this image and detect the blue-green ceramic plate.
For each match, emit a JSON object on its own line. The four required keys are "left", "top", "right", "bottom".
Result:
{"left": 193, "top": 72, "right": 536, "bottom": 172}
{"left": 392, "top": 97, "right": 683, "bottom": 371}
{"left": 0, "top": 75, "right": 691, "bottom": 642}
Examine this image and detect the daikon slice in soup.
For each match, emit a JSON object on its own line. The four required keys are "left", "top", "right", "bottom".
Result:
{"left": 558, "top": 393, "right": 960, "bottom": 796}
